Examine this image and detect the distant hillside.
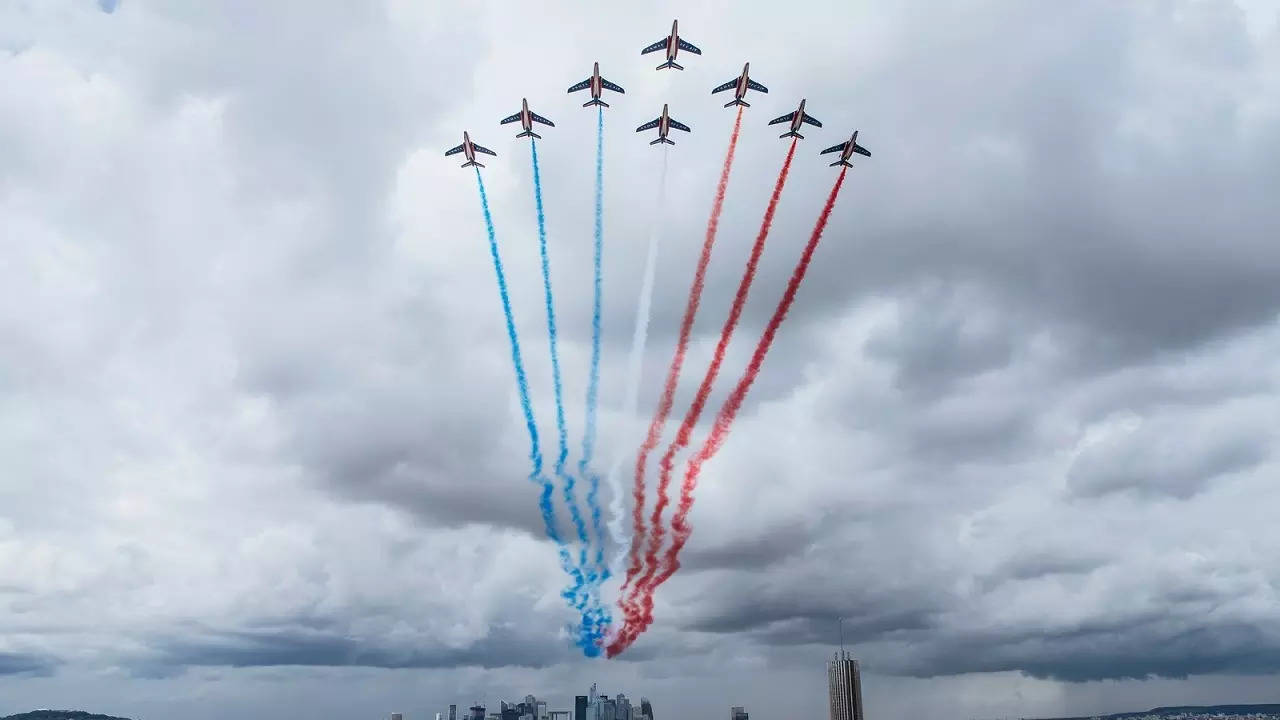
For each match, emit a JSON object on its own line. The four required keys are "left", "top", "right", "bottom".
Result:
{"left": 1, "top": 712, "right": 134, "bottom": 720}
{"left": 1034, "top": 705, "right": 1280, "bottom": 720}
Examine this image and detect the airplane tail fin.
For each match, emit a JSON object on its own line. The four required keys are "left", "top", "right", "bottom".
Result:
{"left": 656, "top": 60, "right": 684, "bottom": 71}
{"left": 649, "top": 137, "right": 676, "bottom": 145}
{"left": 724, "top": 98, "right": 750, "bottom": 108}
{"left": 829, "top": 159, "right": 852, "bottom": 168}
{"left": 780, "top": 131, "right": 803, "bottom": 139}
{"left": 462, "top": 160, "right": 485, "bottom": 169}
{"left": 516, "top": 130, "right": 542, "bottom": 140}
{"left": 584, "top": 98, "right": 610, "bottom": 108}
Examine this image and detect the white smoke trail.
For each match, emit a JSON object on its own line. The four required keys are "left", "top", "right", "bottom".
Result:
{"left": 606, "top": 146, "right": 670, "bottom": 582}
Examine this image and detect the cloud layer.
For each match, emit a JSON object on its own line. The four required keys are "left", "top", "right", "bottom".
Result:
{"left": 2, "top": 1, "right": 1280, "bottom": 719}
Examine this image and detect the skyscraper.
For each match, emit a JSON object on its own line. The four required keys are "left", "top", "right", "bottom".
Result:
{"left": 731, "top": 706, "right": 749, "bottom": 720}
{"left": 828, "top": 650, "right": 865, "bottom": 720}
{"left": 451, "top": 705, "right": 458, "bottom": 720}
{"left": 575, "top": 695, "right": 588, "bottom": 720}
{"left": 391, "top": 714, "right": 403, "bottom": 720}
{"left": 639, "top": 698, "right": 654, "bottom": 720}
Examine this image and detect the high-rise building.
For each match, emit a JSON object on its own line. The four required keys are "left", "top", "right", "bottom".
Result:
{"left": 470, "top": 704, "right": 487, "bottom": 720}
{"left": 731, "top": 706, "right": 749, "bottom": 720}
{"left": 575, "top": 696, "right": 588, "bottom": 720}
{"left": 829, "top": 650, "right": 865, "bottom": 720}
{"left": 450, "top": 705, "right": 458, "bottom": 720}
{"left": 391, "top": 714, "right": 403, "bottom": 720}
{"left": 640, "top": 698, "right": 654, "bottom": 720}
{"left": 615, "top": 693, "right": 632, "bottom": 720}
{"left": 437, "top": 713, "right": 444, "bottom": 720}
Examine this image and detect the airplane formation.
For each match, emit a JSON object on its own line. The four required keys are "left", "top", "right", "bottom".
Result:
{"left": 444, "top": 18, "right": 870, "bottom": 167}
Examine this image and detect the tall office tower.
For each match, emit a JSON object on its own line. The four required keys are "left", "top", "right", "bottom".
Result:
{"left": 537, "top": 700, "right": 549, "bottom": 720}
{"left": 828, "top": 651, "right": 865, "bottom": 720}
{"left": 731, "top": 706, "right": 749, "bottom": 720}
{"left": 451, "top": 705, "right": 458, "bottom": 720}
{"left": 640, "top": 698, "right": 654, "bottom": 720}
{"left": 615, "top": 693, "right": 631, "bottom": 720}
{"left": 391, "top": 714, "right": 403, "bottom": 720}
{"left": 575, "top": 696, "right": 588, "bottom": 720}
{"left": 437, "top": 713, "right": 444, "bottom": 720}
{"left": 470, "top": 704, "right": 486, "bottom": 720}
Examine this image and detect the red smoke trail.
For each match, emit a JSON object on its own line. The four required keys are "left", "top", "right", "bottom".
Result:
{"left": 608, "top": 168, "right": 849, "bottom": 657}
{"left": 614, "top": 107, "right": 745, "bottom": 642}
{"left": 613, "top": 139, "right": 798, "bottom": 652}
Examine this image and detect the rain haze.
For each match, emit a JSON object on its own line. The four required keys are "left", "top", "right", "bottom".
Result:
{"left": 2, "top": 1, "right": 1279, "bottom": 719}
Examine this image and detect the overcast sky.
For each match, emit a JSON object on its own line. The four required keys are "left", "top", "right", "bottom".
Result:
{"left": 3, "top": 1, "right": 1280, "bottom": 719}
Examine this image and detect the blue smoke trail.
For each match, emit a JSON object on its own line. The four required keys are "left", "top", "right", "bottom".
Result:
{"left": 576, "top": 106, "right": 611, "bottom": 645}
{"left": 529, "top": 142, "right": 601, "bottom": 655}
{"left": 474, "top": 168, "right": 587, "bottom": 638}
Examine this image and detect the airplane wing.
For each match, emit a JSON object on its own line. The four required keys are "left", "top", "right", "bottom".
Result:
{"left": 711, "top": 79, "right": 736, "bottom": 94}
{"left": 668, "top": 118, "right": 691, "bottom": 132}
{"left": 641, "top": 38, "right": 668, "bottom": 55}
{"left": 499, "top": 112, "right": 521, "bottom": 125}
{"left": 801, "top": 113, "right": 822, "bottom": 128}
{"left": 445, "top": 144, "right": 465, "bottom": 156}
{"left": 636, "top": 118, "right": 661, "bottom": 132}
{"left": 530, "top": 112, "right": 555, "bottom": 127}
{"left": 601, "top": 78, "right": 625, "bottom": 93}
{"left": 819, "top": 142, "right": 846, "bottom": 155}
{"left": 677, "top": 38, "right": 702, "bottom": 54}
{"left": 567, "top": 78, "right": 591, "bottom": 93}
{"left": 746, "top": 79, "right": 769, "bottom": 93}
{"left": 473, "top": 144, "right": 497, "bottom": 157}
{"left": 851, "top": 142, "right": 871, "bottom": 157}
{"left": 768, "top": 112, "right": 795, "bottom": 126}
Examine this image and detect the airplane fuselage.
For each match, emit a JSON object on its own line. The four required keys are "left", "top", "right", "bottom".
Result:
{"left": 665, "top": 20, "right": 680, "bottom": 63}
{"left": 840, "top": 132, "right": 858, "bottom": 163}
{"left": 735, "top": 63, "right": 751, "bottom": 102}
{"left": 658, "top": 104, "right": 671, "bottom": 139}
{"left": 462, "top": 131, "right": 477, "bottom": 165}
{"left": 519, "top": 99, "right": 533, "bottom": 133}
{"left": 789, "top": 99, "right": 807, "bottom": 133}
{"left": 590, "top": 62, "right": 603, "bottom": 101}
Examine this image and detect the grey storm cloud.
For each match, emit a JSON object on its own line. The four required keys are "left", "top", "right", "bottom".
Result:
{"left": 139, "top": 623, "right": 578, "bottom": 674}
{"left": 3, "top": 1, "right": 1280, "bottom": 719}
{"left": 0, "top": 652, "right": 59, "bottom": 676}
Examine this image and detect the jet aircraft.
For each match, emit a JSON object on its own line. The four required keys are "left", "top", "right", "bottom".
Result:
{"left": 768, "top": 98, "right": 822, "bottom": 139}
{"left": 711, "top": 63, "right": 768, "bottom": 108}
{"left": 635, "top": 103, "right": 691, "bottom": 145}
{"left": 819, "top": 131, "right": 871, "bottom": 167}
{"left": 444, "top": 131, "right": 497, "bottom": 169}
{"left": 641, "top": 19, "right": 701, "bottom": 71}
{"left": 499, "top": 98, "right": 555, "bottom": 139}
{"left": 568, "top": 62, "right": 626, "bottom": 108}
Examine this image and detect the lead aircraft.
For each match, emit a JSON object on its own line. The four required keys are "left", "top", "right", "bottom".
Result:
{"left": 641, "top": 19, "right": 702, "bottom": 71}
